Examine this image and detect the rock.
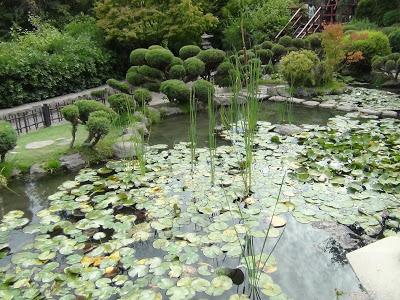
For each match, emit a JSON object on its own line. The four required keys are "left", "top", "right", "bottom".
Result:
{"left": 59, "top": 153, "right": 86, "bottom": 171}
{"left": 11, "top": 168, "right": 21, "bottom": 177}
{"left": 25, "top": 140, "right": 55, "bottom": 149}
{"left": 30, "top": 164, "right": 47, "bottom": 177}
{"left": 381, "top": 110, "right": 398, "bottom": 118}
{"left": 214, "top": 93, "right": 232, "bottom": 106}
{"left": 358, "top": 108, "right": 381, "bottom": 116}
{"left": 302, "top": 100, "right": 320, "bottom": 107}
{"left": 159, "top": 106, "right": 183, "bottom": 116}
{"left": 112, "top": 142, "right": 136, "bottom": 159}
{"left": 133, "top": 111, "right": 150, "bottom": 127}
{"left": 273, "top": 124, "right": 302, "bottom": 136}
{"left": 124, "top": 122, "right": 148, "bottom": 137}
{"left": 288, "top": 97, "right": 304, "bottom": 104}
{"left": 269, "top": 96, "right": 288, "bottom": 102}
{"left": 319, "top": 102, "right": 336, "bottom": 109}
{"left": 336, "top": 105, "right": 355, "bottom": 112}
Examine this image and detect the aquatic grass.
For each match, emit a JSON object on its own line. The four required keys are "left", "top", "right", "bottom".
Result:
{"left": 188, "top": 90, "right": 197, "bottom": 172}
{"left": 208, "top": 87, "right": 217, "bottom": 185}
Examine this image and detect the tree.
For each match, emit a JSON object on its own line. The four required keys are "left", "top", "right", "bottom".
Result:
{"left": 322, "top": 24, "right": 345, "bottom": 83}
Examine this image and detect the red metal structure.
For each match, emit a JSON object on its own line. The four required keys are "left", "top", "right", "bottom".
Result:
{"left": 275, "top": 0, "right": 357, "bottom": 40}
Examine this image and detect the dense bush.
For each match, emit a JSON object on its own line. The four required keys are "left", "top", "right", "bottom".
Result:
{"left": 278, "top": 36, "right": 292, "bottom": 47}
{"left": 145, "top": 48, "right": 174, "bottom": 70}
{"left": 86, "top": 111, "right": 112, "bottom": 147}
{"left": 107, "top": 79, "right": 131, "bottom": 94}
{"left": 271, "top": 44, "right": 287, "bottom": 61}
{"left": 214, "top": 61, "right": 235, "bottom": 87}
{"left": 305, "top": 33, "right": 322, "bottom": 51}
{"left": 169, "top": 65, "right": 186, "bottom": 80}
{"left": 126, "top": 66, "right": 165, "bottom": 87}
{"left": 108, "top": 93, "right": 136, "bottom": 114}
{"left": 372, "top": 54, "right": 400, "bottom": 81}
{"left": 170, "top": 57, "right": 184, "bottom": 67}
{"left": 389, "top": 29, "right": 400, "bottom": 52}
{"left": 130, "top": 48, "right": 148, "bottom": 66}
{"left": 134, "top": 88, "right": 152, "bottom": 104}
{"left": 355, "top": 0, "right": 400, "bottom": 26}
{"left": 160, "top": 80, "right": 190, "bottom": 104}
{"left": 74, "top": 100, "right": 116, "bottom": 123}
{"left": 261, "top": 41, "right": 274, "bottom": 49}
{"left": 383, "top": 10, "right": 400, "bottom": 27}
{"left": 292, "top": 38, "right": 305, "bottom": 49}
{"left": 256, "top": 49, "right": 273, "bottom": 64}
{"left": 184, "top": 57, "right": 206, "bottom": 81}
{"left": 280, "top": 50, "right": 322, "bottom": 87}
{"left": 0, "top": 121, "right": 17, "bottom": 162}
{"left": 197, "top": 49, "right": 226, "bottom": 75}
{"left": 179, "top": 45, "right": 202, "bottom": 60}
{"left": 0, "top": 20, "right": 111, "bottom": 108}
{"left": 192, "top": 79, "right": 215, "bottom": 103}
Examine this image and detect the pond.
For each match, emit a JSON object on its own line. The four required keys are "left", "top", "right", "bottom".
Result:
{"left": 0, "top": 101, "right": 374, "bottom": 299}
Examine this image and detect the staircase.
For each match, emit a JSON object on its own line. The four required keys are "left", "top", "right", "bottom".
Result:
{"left": 275, "top": 0, "right": 357, "bottom": 40}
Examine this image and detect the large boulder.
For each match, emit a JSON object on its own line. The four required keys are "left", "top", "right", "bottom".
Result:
{"left": 59, "top": 153, "right": 86, "bottom": 171}
{"left": 273, "top": 124, "right": 302, "bottom": 136}
{"left": 112, "top": 141, "right": 137, "bottom": 159}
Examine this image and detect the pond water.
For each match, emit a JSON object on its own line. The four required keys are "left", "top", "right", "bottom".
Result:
{"left": 0, "top": 101, "right": 369, "bottom": 299}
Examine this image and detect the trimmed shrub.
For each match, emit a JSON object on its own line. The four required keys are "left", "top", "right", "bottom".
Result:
{"left": 214, "top": 61, "right": 235, "bottom": 87}
{"left": 160, "top": 80, "right": 190, "bottom": 104}
{"left": 61, "top": 105, "right": 80, "bottom": 148}
{"left": 389, "top": 29, "right": 400, "bottom": 52}
{"left": 130, "top": 48, "right": 148, "bottom": 66}
{"left": 134, "top": 88, "right": 152, "bottom": 104}
{"left": 263, "top": 62, "right": 274, "bottom": 74}
{"left": 192, "top": 79, "right": 215, "bottom": 103}
{"left": 280, "top": 50, "right": 322, "bottom": 87}
{"left": 126, "top": 67, "right": 146, "bottom": 86}
{"left": 372, "top": 54, "right": 400, "bottom": 81}
{"left": 170, "top": 57, "right": 184, "bottom": 67}
{"left": 383, "top": 10, "right": 400, "bottom": 26}
{"left": 143, "top": 82, "right": 161, "bottom": 92}
{"left": 145, "top": 107, "right": 161, "bottom": 124}
{"left": 256, "top": 49, "right": 273, "bottom": 64}
{"left": 145, "top": 48, "right": 174, "bottom": 70}
{"left": 148, "top": 45, "right": 165, "bottom": 50}
{"left": 305, "top": 33, "right": 322, "bottom": 50}
{"left": 292, "top": 38, "right": 305, "bottom": 49}
{"left": 271, "top": 44, "right": 287, "bottom": 60}
{"left": 179, "top": 45, "right": 201, "bottom": 60}
{"left": 184, "top": 57, "right": 206, "bottom": 81}
{"left": 108, "top": 93, "right": 136, "bottom": 113}
{"left": 86, "top": 111, "right": 111, "bottom": 147}
{"left": 169, "top": 65, "right": 186, "bottom": 80}
{"left": 0, "top": 121, "right": 17, "bottom": 162}
{"left": 197, "top": 49, "right": 226, "bottom": 74}
{"left": 126, "top": 66, "right": 164, "bottom": 87}
{"left": 278, "top": 35, "right": 292, "bottom": 47}
{"left": 239, "top": 51, "right": 256, "bottom": 64}
{"left": 107, "top": 79, "right": 131, "bottom": 94}
{"left": 74, "top": 100, "right": 116, "bottom": 123}
{"left": 261, "top": 41, "right": 274, "bottom": 49}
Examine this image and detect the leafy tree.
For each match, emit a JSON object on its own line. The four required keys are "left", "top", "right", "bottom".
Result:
{"left": 322, "top": 24, "right": 345, "bottom": 83}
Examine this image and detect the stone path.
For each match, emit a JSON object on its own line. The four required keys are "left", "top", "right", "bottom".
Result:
{"left": 347, "top": 236, "right": 400, "bottom": 300}
{"left": 25, "top": 140, "right": 55, "bottom": 149}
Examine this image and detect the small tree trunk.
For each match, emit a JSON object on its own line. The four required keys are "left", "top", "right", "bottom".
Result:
{"left": 84, "top": 132, "right": 94, "bottom": 145}
{"left": 90, "top": 135, "right": 102, "bottom": 148}
{"left": 70, "top": 124, "right": 77, "bottom": 149}
{"left": 1, "top": 153, "right": 5, "bottom": 163}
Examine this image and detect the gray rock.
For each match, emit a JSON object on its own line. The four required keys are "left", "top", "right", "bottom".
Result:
{"left": 273, "top": 124, "right": 302, "bottom": 136}
{"left": 11, "top": 168, "right": 21, "bottom": 177}
{"left": 59, "top": 153, "right": 86, "bottom": 170}
{"left": 124, "top": 122, "right": 148, "bottom": 137}
{"left": 160, "top": 106, "right": 183, "bottom": 116}
{"left": 302, "top": 100, "right": 320, "bottom": 107}
{"left": 358, "top": 108, "right": 381, "bottom": 116}
{"left": 288, "top": 97, "right": 304, "bottom": 104}
{"left": 319, "top": 102, "right": 336, "bottom": 109}
{"left": 269, "top": 96, "right": 288, "bottom": 102}
{"left": 112, "top": 142, "right": 137, "bottom": 159}
{"left": 381, "top": 110, "right": 398, "bottom": 118}
{"left": 133, "top": 111, "right": 151, "bottom": 127}
{"left": 30, "top": 164, "right": 47, "bottom": 177}
{"left": 336, "top": 105, "right": 355, "bottom": 112}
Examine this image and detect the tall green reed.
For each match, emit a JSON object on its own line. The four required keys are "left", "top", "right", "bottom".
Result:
{"left": 188, "top": 90, "right": 197, "bottom": 172}
{"left": 208, "top": 87, "right": 217, "bottom": 185}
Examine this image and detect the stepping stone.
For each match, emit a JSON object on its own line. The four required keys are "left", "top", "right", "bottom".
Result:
{"left": 358, "top": 108, "right": 381, "bottom": 116}
{"left": 319, "top": 102, "right": 336, "bottom": 109}
{"left": 336, "top": 105, "right": 355, "bottom": 112}
{"left": 287, "top": 97, "right": 304, "bottom": 104}
{"left": 302, "top": 100, "right": 320, "bottom": 107}
{"left": 269, "top": 96, "right": 288, "bottom": 102}
{"left": 347, "top": 236, "right": 400, "bottom": 300}
{"left": 381, "top": 110, "right": 398, "bottom": 118}
{"left": 25, "top": 140, "right": 54, "bottom": 149}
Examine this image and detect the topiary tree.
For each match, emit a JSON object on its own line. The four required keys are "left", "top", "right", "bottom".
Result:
{"left": 107, "top": 79, "right": 131, "bottom": 94}
{"left": 160, "top": 80, "right": 190, "bottom": 104}
{"left": 61, "top": 105, "right": 80, "bottom": 148}
{"left": 145, "top": 48, "right": 174, "bottom": 70}
{"left": 179, "top": 45, "right": 201, "bottom": 60}
{"left": 192, "top": 79, "right": 215, "bottom": 103}
{"left": 85, "top": 111, "right": 112, "bottom": 147}
{"left": 134, "top": 88, "right": 152, "bottom": 105}
{"left": 197, "top": 49, "right": 226, "bottom": 77}
{"left": 255, "top": 49, "right": 273, "bottom": 64}
{"left": 372, "top": 54, "right": 400, "bottom": 81}
{"left": 278, "top": 35, "right": 293, "bottom": 47}
{"left": 261, "top": 41, "right": 274, "bottom": 49}
{"left": 108, "top": 93, "right": 136, "bottom": 113}
{"left": 305, "top": 33, "right": 322, "bottom": 51}
{"left": 214, "top": 61, "right": 235, "bottom": 87}
{"left": 280, "top": 50, "right": 322, "bottom": 87}
{"left": 130, "top": 48, "right": 148, "bottom": 66}
{"left": 292, "top": 38, "right": 305, "bottom": 49}
{"left": 389, "top": 29, "right": 400, "bottom": 53}
{"left": 271, "top": 44, "right": 287, "bottom": 62}
{"left": 74, "top": 99, "right": 116, "bottom": 123}
{"left": 126, "top": 65, "right": 165, "bottom": 89}
{"left": 184, "top": 57, "right": 205, "bottom": 81}
{"left": 0, "top": 121, "right": 17, "bottom": 162}
{"left": 170, "top": 57, "right": 184, "bottom": 67}
{"left": 169, "top": 64, "right": 186, "bottom": 80}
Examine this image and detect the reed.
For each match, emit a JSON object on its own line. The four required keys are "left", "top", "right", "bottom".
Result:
{"left": 208, "top": 87, "right": 217, "bottom": 185}
{"left": 188, "top": 90, "right": 197, "bottom": 172}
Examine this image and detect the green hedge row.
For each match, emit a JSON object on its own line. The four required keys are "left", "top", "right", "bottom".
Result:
{"left": 0, "top": 18, "right": 112, "bottom": 108}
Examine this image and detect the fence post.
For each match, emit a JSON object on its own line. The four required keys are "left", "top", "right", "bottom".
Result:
{"left": 42, "top": 104, "right": 52, "bottom": 127}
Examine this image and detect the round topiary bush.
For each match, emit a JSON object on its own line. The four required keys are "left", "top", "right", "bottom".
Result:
{"left": 197, "top": 49, "right": 226, "bottom": 74}
{"left": 192, "top": 79, "right": 215, "bottom": 103}
{"left": 148, "top": 45, "right": 165, "bottom": 50}
{"left": 0, "top": 121, "right": 17, "bottom": 162}
{"left": 126, "top": 67, "right": 146, "bottom": 86}
{"left": 271, "top": 44, "right": 287, "bottom": 60}
{"left": 169, "top": 64, "right": 186, "bottom": 80}
{"left": 305, "top": 33, "right": 322, "bottom": 50}
{"left": 261, "top": 41, "right": 274, "bottom": 49}
{"left": 278, "top": 35, "right": 293, "bottom": 47}
{"left": 389, "top": 29, "right": 400, "bottom": 52}
{"left": 108, "top": 93, "right": 136, "bottom": 114}
{"left": 107, "top": 79, "right": 131, "bottom": 94}
{"left": 130, "top": 48, "right": 148, "bottom": 66}
{"left": 214, "top": 61, "right": 234, "bottom": 87}
{"left": 170, "top": 57, "right": 184, "bottom": 67}
{"left": 292, "top": 38, "right": 305, "bottom": 49}
{"left": 179, "top": 45, "right": 201, "bottom": 60}
{"left": 86, "top": 111, "right": 112, "bottom": 147}
{"left": 143, "top": 82, "right": 161, "bottom": 92}
{"left": 280, "top": 50, "right": 322, "bottom": 87}
{"left": 126, "top": 65, "right": 165, "bottom": 87}
{"left": 184, "top": 57, "right": 205, "bottom": 81}
{"left": 74, "top": 99, "right": 116, "bottom": 123}
{"left": 134, "top": 88, "right": 152, "bottom": 104}
{"left": 256, "top": 49, "right": 273, "bottom": 64}
{"left": 160, "top": 80, "right": 190, "bottom": 104}
{"left": 145, "top": 48, "right": 174, "bottom": 70}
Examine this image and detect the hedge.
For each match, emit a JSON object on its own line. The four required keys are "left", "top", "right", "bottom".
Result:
{"left": 0, "top": 21, "right": 111, "bottom": 109}
{"left": 0, "top": 121, "right": 17, "bottom": 162}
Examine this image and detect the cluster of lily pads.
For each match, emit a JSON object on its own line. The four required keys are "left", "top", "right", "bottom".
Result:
{"left": 1, "top": 114, "right": 399, "bottom": 299}
{"left": 318, "top": 87, "right": 400, "bottom": 111}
